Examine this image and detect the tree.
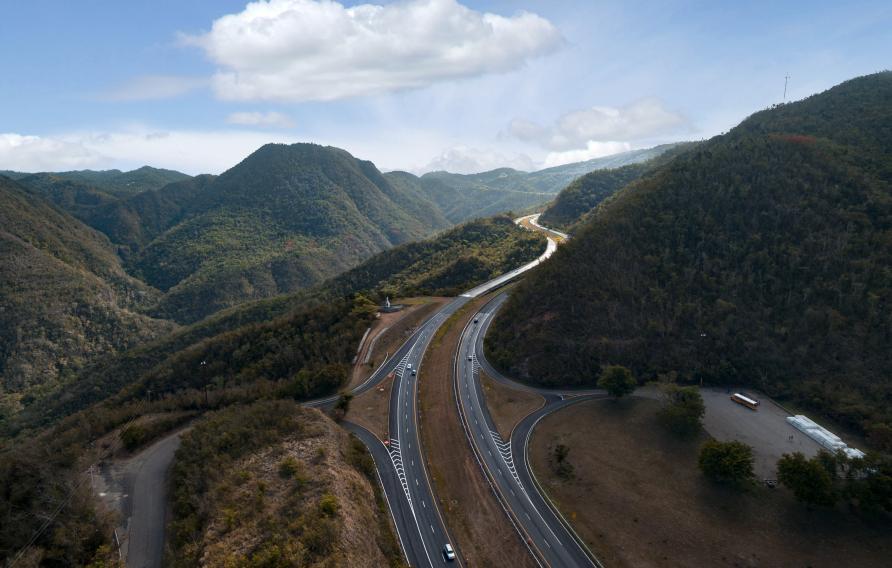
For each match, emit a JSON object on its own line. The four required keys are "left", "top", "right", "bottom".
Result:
{"left": 332, "top": 392, "right": 353, "bottom": 422}
{"left": 658, "top": 385, "right": 705, "bottom": 437}
{"left": 597, "top": 365, "right": 636, "bottom": 398}
{"left": 698, "top": 440, "right": 754, "bottom": 484}
{"left": 777, "top": 452, "right": 836, "bottom": 506}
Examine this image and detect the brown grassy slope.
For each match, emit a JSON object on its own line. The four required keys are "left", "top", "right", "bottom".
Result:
{"left": 172, "top": 402, "right": 403, "bottom": 567}
{"left": 530, "top": 397, "right": 892, "bottom": 568}
{"left": 418, "top": 296, "right": 536, "bottom": 568}
{"left": 480, "top": 372, "right": 543, "bottom": 439}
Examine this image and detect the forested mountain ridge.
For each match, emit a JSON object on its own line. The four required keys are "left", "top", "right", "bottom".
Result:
{"left": 8, "top": 165, "right": 190, "bottom": 197}
{"left": 12, "top": 214, "right": 544, "bottom": 432}
{"left": 487, "top": 71, "right": 892, "bottom": 437}
{"left": 540, "top": 143, "right": 698, "bottom": 230}
{"left": 383, "top": 144, "right": 680, "bottom": 224}
{"left": 130, "top": 143, "right": 452, "bottom": 323}
{"left": 0, "top": 176, "right": 174, "bottom": 409}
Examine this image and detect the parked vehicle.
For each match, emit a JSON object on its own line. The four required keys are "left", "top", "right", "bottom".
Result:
{"left": 730, "top": 392, "right": 759, "bottom": 410}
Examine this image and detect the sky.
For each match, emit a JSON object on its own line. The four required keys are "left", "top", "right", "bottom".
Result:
{"left": 0, "top": 0, "right": 889, "bottom": 175}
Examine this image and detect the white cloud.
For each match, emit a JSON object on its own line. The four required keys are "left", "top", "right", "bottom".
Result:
{"left": 542, "top": 141, "right": 632, "bottom": 169}
{"left": 0, "top": 130, "right": 301, "bottom": 175}
{"left": 421, "top": 144, "right": 534, "bottom": 174}
{"left": 226, "top": 111, "right": 295, "bottom": 128}
{"left": 0, "top": 134, "right": 103, "bottom": 171}
{"left": 508, "top": 98, "right": 686, "bottom": 150}
{"left": 102, "top": 75, "right": 209, "bottom": 101}
{"left": 184, "top": 0, "right": 562, "bottom": 102}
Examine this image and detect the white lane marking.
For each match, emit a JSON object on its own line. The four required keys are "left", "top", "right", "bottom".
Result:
{"left": 489, "top": 429, "right": 525, "bottom": 491}
{"left": 387, "top": 439, "right": 412, "bottom": 507}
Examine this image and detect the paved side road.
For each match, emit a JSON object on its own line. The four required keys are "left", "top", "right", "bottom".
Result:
{"left": 93, "top": 429, "right": 184, "bottom": 568}
{"left": 125, "top": 431, "right": 182, "bottom": 568}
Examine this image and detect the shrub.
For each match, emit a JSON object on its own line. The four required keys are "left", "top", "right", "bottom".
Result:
{"left": 698, "top": 440, "right": 755, "bottom": 484}
{"left": 658, "top": 385, "right": 705, "bottom": 437}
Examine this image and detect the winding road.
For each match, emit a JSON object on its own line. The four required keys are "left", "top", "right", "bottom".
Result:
{"left": 119, "top": 214, "right": 579, "bottom": 568}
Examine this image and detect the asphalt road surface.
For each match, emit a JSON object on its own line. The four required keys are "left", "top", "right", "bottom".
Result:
{"left": 123, "top": 430, "right": 183, "bottom": 568}
{"left": 457, "top": 292, "right": 604, "bottom": 567}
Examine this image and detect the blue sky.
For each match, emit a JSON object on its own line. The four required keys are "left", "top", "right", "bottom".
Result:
{"left": 1, "top": 0, "right": 889, "bottom": 174}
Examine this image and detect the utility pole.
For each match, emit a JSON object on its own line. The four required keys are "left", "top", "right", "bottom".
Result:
{"left": 783, "top": 73, "right": 790, "bottom": 102}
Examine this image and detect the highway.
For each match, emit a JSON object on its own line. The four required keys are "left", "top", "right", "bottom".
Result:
{"left": 304, "top": 214, "right": 560, "bottom": 567}
{"left": 454, "top": 291, "right": 604, "bottom": 567}
{"left": 118, "top": 216, "right": 556, "bottom": 568}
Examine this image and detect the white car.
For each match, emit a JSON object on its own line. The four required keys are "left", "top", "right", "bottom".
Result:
{"left": 443, "top": 543, "right": 456, "bottom": 562}
{"left": 407, "top": 363, "right": 412, "bottom": 370}
{"left": 467, "top": 355, "right": 473, "bottom": 361}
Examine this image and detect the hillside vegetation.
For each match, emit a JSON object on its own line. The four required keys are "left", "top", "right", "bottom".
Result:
{"left": 383, "top": 145, "right": 676, "bottom": 224}
{"left": 129, "top": 143, "right": 451, "bottom": 323}
{"left": 0, "top": 176, "right": 173, "bottom": 415}
{"left": 14, "top": 215, "right": 543, "bottom": 431}
{"left": 539, "top": 143, "right": 696, "bottom": 231}
{"left": 326, "top": 214, "right": 546, "bottom": 298}
{"left": 9, "top": 165, "right": 190, "bottom": 197}
{"left": 488, "top": 72, "right": 892, "bottom": 437}
{"left": 170, "top": 401, "right": 403, "bottom": 567}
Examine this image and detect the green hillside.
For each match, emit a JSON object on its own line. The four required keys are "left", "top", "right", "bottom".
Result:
{"left": 487, "top": 72, "right": 892, "bottom": 437}
{"left": 539, "top": 143, "right": 697, "bottom": 230}
{"left": 9, "top": 165, "right": 190, "bottom": 197}
{"left": 13, "top": 214, "right": 543, "bottom": 431}
{"left": 130, "top": 143, "right": 451, "bottom": 323}
{"left": 382, "top": 145, "right": 678, "bottom": 224}
{"left": 0, "top": 176, "right": 174, "bottom": 414}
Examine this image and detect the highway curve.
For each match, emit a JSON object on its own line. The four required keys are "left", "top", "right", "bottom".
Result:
{"left": 455, "top": 291, "right": 605, "bottom": 568}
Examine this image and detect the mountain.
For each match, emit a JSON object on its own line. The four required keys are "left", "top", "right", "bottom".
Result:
{"left": 10, "top": 166, "right": 191, "bottom": 197}
{"left": 8, "top": 166, "right": 190, "bottom": 197}
{"left": 0, "top": 176, "right": 174, "bottom": 409}
{"left": 403, "top": 144, "right": 680, "bottom": 223}
{"left": 539, "top": 143, "right": 697, "bottom": 230}
{"left": 487, "top": 72, "right": 892, "bottom": 436}
{"left": 15, "top": 214, "right": 544, "bottom": 431}
{"left": 129, "top": 143, "right": 452, "bottom": 323}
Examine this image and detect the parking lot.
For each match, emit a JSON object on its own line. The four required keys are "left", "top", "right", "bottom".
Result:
{"left": 699, "top": 388, "right": 823, "bottom": 478}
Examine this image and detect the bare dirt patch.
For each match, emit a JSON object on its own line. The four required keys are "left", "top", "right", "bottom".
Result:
{"left": 530, "top": 397, "right": 892, "bottom": 568}
{"left": 346, "top": 372, "right": 395, "bottom": 442}
{"left": 418, "top": 295, "right": 537, "bottom": 568}
{"left": 348, "top": 297, "right": 448, "bottom": 390}
{"left": 480, "top": 372, "right": 543, "bottom": 439}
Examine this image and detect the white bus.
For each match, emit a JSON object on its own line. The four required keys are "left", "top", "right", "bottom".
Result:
{"left": 731, "top": 392, "right": 760, "bottom": 411}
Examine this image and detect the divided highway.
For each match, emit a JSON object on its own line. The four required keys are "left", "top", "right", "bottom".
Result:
{"left": 307, "top": 215, "right": 558, "bottom": 567}
{"left": 115, "top": 214, "right": 563, "bottom": 568}
{"left": 455, "top": 292, "right": 605, "bottom": 567}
